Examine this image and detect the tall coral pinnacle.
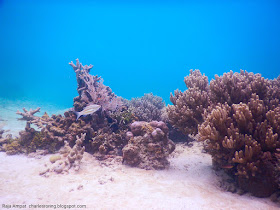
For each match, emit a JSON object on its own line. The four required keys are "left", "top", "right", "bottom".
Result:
{"left": 69, "top": 58, "right": 122, "bottom": 112}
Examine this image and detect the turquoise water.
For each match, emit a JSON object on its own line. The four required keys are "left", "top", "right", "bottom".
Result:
{"left": 0, "top": 0, "right": 279, "bottom": 107}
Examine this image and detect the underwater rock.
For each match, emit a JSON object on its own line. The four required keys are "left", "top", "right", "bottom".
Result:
{"left": 122, "top": 121, "right": 175, "bottom": 170}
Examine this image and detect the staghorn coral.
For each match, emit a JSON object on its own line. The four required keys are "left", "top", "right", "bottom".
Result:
{"left": 198, "top": 94, "right": 280, "bottom": 197}
{"left": 126, "top": 93, "right": 166, "bottom": 122}
{"left": 69, "top": 58, "right": 123, "bottom": 112}
{"left": 122, "top": 121, "right": 175, "bottom": 170}
{"left": 167, "top": 69, "right": 210, "bottom": 135}
{"left": 16, "top": 107, "right": 40, "bottom": 121}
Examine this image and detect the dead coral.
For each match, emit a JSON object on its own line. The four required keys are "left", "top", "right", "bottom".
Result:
{"left": 122, "top": 121, "right": 175, "bottom": 170}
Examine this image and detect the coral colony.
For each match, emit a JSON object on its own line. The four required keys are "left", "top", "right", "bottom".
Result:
{"left": 0, "top": 59, "right": 280, "bottom": 200}
{"left": 167, "top": 69, "right": 280, "bottom": 198}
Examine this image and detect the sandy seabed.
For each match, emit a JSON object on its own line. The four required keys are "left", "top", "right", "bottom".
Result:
{"left": 0, "top": 99, "right": 279, "bottom": 210}
{"left": 0, "top": 142, "right": 279, "bottom": 210}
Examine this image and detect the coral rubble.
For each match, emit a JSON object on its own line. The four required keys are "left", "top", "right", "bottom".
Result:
{"left": 122, "top": 121, "right": 175, "bottom": 169}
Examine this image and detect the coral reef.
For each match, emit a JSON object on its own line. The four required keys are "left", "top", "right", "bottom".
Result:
{"left": 69, "top": 59, "right": 123, "bottom": 112}
{"left": 167, "top": 68, "right": 280, "bottom": 197}
{"left": 5, "top": 59, "right": 130, "bottom": 159}
{"left": 2, "top": 136, "right": 21, "bottom": 155}
{"left": 198, "top": 95, "right": 280, "bottom": 197}
{"left": 122, "top": 121, "right": 175, "bottom": 169}
{"left": 3, "top": 121, "right": 62, "bottom": 154}
{"left": 167, "top": 69, "right": 210, "bottom": 135}
{"left": 126, "top": 93, "right": 166, "bottom": 122}
{"left": 40, "top": 133, "right": 86, "bottom": 176}
{"left": 91, "top": 129, "right": 127, "bottom": 156}
{"left": 16, "top": 107, "right": 40, "bottom": 121}
{"left": 209, "top": 70, "right": 269, "bottom": 106}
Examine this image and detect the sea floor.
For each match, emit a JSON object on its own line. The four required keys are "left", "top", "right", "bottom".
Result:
{"left": 0, "top": 99, "right": 279, "bottom": 210}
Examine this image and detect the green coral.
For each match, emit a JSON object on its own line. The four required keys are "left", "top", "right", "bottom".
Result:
{"left": 4, "top": 139, "right": 22, "bottom": 155}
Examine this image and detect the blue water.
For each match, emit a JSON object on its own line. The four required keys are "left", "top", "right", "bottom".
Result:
{"left": 0, "top": 0, "right": 279, "bottom": 108}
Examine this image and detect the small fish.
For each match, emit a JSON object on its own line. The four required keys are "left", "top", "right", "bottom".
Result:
{"left": 74, "top": 104, "right": 101, "bottom": 120}
{"left": 221, "top": 165, "right": 234, "bottom": 169}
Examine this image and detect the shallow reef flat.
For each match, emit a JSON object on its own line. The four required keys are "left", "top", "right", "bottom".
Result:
{"left": 0, "top": 141, "right": 278, "bottom": 209}
{"left": 1, "top": 60, "right": 280, "bottom": 209}
{"left": 0, "top": 98, "right": 68, "bottom": 137}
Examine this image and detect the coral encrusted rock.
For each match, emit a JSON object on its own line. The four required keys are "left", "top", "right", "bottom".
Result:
{"left": 122, "top": 121, "right": 175, "bottom": 170}
{"left": 40, "top": 133, "right": 86, "bottom": 176}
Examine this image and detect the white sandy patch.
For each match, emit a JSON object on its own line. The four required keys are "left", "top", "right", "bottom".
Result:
{"left": 0, "top": 142, "right": 278, "bottom": 210}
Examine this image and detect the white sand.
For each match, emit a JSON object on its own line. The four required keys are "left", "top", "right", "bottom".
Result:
{"left": 0, "top": 142, "right": 278, "bottom": 210}
{"left": 0, "top": 99, "right": 279, "bottom": 209}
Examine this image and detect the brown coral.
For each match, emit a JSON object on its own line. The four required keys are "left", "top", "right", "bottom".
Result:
{"left": 122, "top": 121, "right": 175, "bottom": 170}
{"left": 40, "top": 133, "right": 86, "bottom": 176}
{"left": 69, "top": 58, "right": 123, "bottom": 112}
{"left": 167, "top": 69, "right": 210, "bottom": 135}
{"left": 198, "top": 95, "right": 280, "bottom": 197}
{"left": 209, "top": 70, "right": 269, "bottom": 106}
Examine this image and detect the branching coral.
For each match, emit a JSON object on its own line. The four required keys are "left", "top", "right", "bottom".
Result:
{"left": 122, "top": 121, "right": 175, "bottom": 169}
{"left": 40, "top": 133, "right": 86, "bottom": 176}
{"left": 16, "top": 107, "right": 40, "bottom": 121}
{"left": 6, "top": 59, "right": 131, "bottom": 159}
{"left": 168, "top": 68, "right": 280, "bottom": 197}
{"left": 69, "top": 58, "right": 123, "bottom": 112}
{"left": 209, "top": 70, "right": 269, "bottom": 105}
{"left": 167, "top": 69, "right": 210, "bottom": 135}
{"left": 127, "top": 93, "right": 166, "bottom": 122}
{"left": 198, "top": 94, "right": 280, "bottom": 197}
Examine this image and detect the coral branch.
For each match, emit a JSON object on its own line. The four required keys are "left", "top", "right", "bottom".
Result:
{"left": 16, "top": 107, "right": 40, "bottom": 121}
